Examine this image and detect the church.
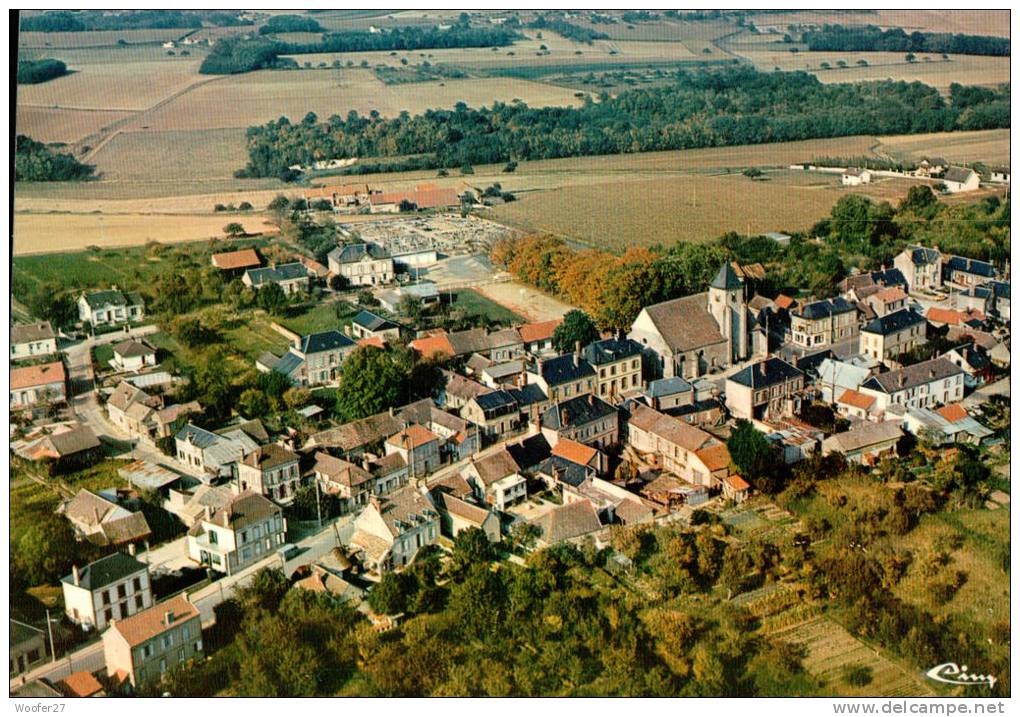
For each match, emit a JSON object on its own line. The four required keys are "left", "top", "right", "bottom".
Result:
{"left": 628, "top": 263, "right": 765, "bottom": 380}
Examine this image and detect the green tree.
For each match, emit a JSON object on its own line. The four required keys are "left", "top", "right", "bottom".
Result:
{"left": 223, "top": 222, "right": 246, "bottom": 237}
{"left": 234, "top": 615, "right": 319, "bottom": 696}
{"left": 552, "top": 309, "right": 599, "bottom": 353}
{"left": 727, "top": 419, "right": 784, "bottom": 493}
{"left": 238, "top": 388, "right": 270, "bottom": 418}
{"left": 335, "top": 346, "right": 404, "bottom": 420}
{"left": 256, "top": 283, "right": 288, "bottom": 314}
{"left": 829, "top": 194, "right": 874, "bottom": 246}
{"left": 368, "top": 571, "right": 417, "bottom": 615}
{"left": 448, "top": 527, "right": 495, "bottom": 576}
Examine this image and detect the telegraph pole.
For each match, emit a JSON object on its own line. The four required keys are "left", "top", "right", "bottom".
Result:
{"left": 315, "top": 477, "right": 323, "bottom": 530}
{"left": 45, "top": 609, "right": 56, "bottom": 662}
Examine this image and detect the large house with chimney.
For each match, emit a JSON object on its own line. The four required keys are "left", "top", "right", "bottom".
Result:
{"left": 186, "top": 491, "right": 286, "bottom": 575}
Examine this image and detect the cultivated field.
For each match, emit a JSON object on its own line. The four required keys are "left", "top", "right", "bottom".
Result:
{"left": 12, "top": 212, "right": 271, "bottom": 256}
{"left": 879, "top": 129, "right": 1011, "bottom": 166}
{"left": 491, "top": 170, "right": 925, "bottom": 249}
{"left": 745, "top": 10, "right": 1010, "bottom": 37}
{"left": 15, "top": 106, "right": 133, "bottom": 144}
{"left": 771, "top": 616, "right": 933, "bottom": 697}
{"left": 131, "top": 68, "right": 584, "bottom": 132}
{"left": 17, "top": 28, "right": 191, "bottom": 48}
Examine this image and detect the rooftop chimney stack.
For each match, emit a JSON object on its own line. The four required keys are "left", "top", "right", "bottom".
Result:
{"left": 164, "top": 611, "right": 173, "bottom": 627}
{"left": 72, "top": 564, "right": 80, "bottom": 587}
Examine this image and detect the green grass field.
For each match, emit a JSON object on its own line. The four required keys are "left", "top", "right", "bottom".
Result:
{"left": 92, "top": 344, "right": 114, "bottom": 369}
{"left": 278, "top": 300, "right": 358, "bottom": 336}
{"left": 452, "top": 288, "right": 524, "bottom": 326}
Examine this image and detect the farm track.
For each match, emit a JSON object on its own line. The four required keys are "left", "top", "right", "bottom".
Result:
{"left": 78, "top": 74, "right": 227, "bottom": 162}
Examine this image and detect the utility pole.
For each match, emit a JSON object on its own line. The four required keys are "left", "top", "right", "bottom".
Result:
{"left": 45, "top": 609, "right": 56, "bottom": 662}
{"left": 315, "top": 477, "right": 322, "bottom": 530}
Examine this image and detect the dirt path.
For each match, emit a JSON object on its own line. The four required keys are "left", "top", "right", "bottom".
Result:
{"left": 473, "top": 280, "right": 576, "bottom": 322}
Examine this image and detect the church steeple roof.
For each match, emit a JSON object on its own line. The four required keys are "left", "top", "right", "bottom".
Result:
{"left": 710, "top": 262, "right": 743, "bottom": 290}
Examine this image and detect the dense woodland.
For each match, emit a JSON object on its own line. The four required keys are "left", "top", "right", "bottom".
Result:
{"left": 238, "top": 67, "right": 1010, "bottom": 179}
{"left": 14, "top": 135, "right": 95, "bottom": 182}
{"left": 200, "top": 25, "right": 521, "bottom": 75}
{"left": 16, "top": 58, "right": 68, "bottom": 85}
{"left": 258, "top": 14, "right": 324, "bottom": 35}
{"left": 492, "top": 189, "right": 1010, "bottom": 330}
{"left": 802, "top": 24, "right": 1010, "bottom": 57}
{"left": 19, "top": 10, "right": 249, "bottom": 32}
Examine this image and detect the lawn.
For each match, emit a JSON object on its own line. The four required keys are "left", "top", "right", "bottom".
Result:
{"left": 279, "top": 300, "right": 358, "bottom": 336}
{"left": 92, "top": 343, "right": 114, "bottom": 370}
{"left": 451, "top": 288, "right": 524, "bottom": 326}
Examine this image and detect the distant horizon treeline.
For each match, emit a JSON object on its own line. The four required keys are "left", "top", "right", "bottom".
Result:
{"left": 236, "top": 66, "right": 1010, "bottom": 181}
{"left": 802, "top": 24, "right": 1010, "bottom": 57}
{"left": 199, "top": 24, "right": 521, "bottom": 75}
{"left": 20, "top": 9, "right": 252, "bottom": 32}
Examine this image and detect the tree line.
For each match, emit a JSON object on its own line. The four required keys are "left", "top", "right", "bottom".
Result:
{"left": 237, "top": 66, "right": 1010, "bottom": 179}
{"left": 200, "top": 24, "right": 521, "bottom": 75}
{"left": 17, "top": 58, "right": 68, "bottom": 84}
{"left": 258, "top": 14, "right": 324, "bottom": 35}
{"left": 802, "top": 24, "right": 1010, "bottom": 57}
{"left": 528, "top": 15, "right": 609, "bottom": 44}
{"left": 491, "top": 190, "right": 1009, "bottom": 331}
{"left": 20, "top": 10, "right": 250, "bottom": 32}
{"left": 14, "top": 135, "right": 95, "bottom": 182}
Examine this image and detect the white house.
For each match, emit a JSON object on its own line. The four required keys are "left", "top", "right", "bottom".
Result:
{"left": 186, "top": 491, "right": 286, "bottom": 575}
{"left": 841, "top": 168, "right": 872, "bottom": 186}
{"left": 78, "top": 289, "right": 145, "bottom": 328}
{"left": 111, "top": 339, "right": 157, "bottom": 372}
{"left": 11, "top": 322, "right": 58, "bottom": 362}
{"left": 939, "top": 166, "right": 980, "bottom": 193}
{"left": 349, "top": 486, "right": 439, "bottom": 574}
{"left": 858, "top": 357, "right": 966, "bottom": 415}
{"left": 61, "top": 553, "right": 152, "bottom": 633}
{"left": 327, "top": 242, "right": 394, "bottom": 287}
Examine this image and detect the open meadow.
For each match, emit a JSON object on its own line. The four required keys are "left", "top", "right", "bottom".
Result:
{"left": 745, "top": 9, "right": 1010, "bottom": 37}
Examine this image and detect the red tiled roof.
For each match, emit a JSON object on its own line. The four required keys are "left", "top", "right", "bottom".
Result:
{"left": 10, "top": 361, "right": 66, "bottom": 390}
{"left": 725, "top": 474, "right": 750, "bottom": 491}
{"left": 357, "top": 336, "right": 386, "bottom": 349}
{"left": 410, "top": 333, "right": 454, "bottom": 359}
{"left": 838, "top": 388, "right": 876, "bottom": 411}
{"left": 110, "top": 594, "right": 199, "bottom": 648}
{"left": 58, "top": 671, "right": 103, "bottom": 697}
{"left": 926, "top": 307, "right": 963, "bottom": 325}
{"left": 304, "top": 183, "right": 370, "bottom": 199}
{"left": 695, "top": 443, "right": 732, "bottom": 472}
{"left": 386, "top": 424, "right": 439, "bottom": 449}
{"left": 873, "top": 286, "right": 908, "bottom": 303}
{"left": 774, "top": 294, "right": 796, "bottom": 310}
{"left": 551, "top": 438, "right": 597, "bottom": 467}
{"left": 211, "top": 248, "right": 261, "bottom": 271}
{"left": 518, "top": 319, "right": 561, "bottom": 344}
{"left": 936, "top": 403, "right": 968, "bottom": 423}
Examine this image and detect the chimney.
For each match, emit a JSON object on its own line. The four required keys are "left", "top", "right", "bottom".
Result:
{"left": 204, "top": 505, "right": 213, "bottom": 521}
{"left": 560, "top": 408, "right": 567, "bottom": 426}
{"left": 128, "top": 543, "right": 136, "bottom": 556}
{"left": 362, "top": 456, "right": 371, "bottom": 471}
{"left": 791, "top": 353, "right": 798, "bottom": 367}
{"left": 929, "top": 367, "right": 936, "bottom": 379}
{"left": 588, "top": 393, "right": 594, "bottom": 406}
{"left": 72, "top": 564, "right": 80, "bottom": 586}
{"left": 573, "top": 342, "right": 581, "bottom": 368}
{"left": 388, "top": 406, "right": 395, "bottom": 417}
{"left": 898, "top": 374, "right": 906, "bottom": 388}
{"left": 164, "top": 611, "right": 174, "bottom": 627}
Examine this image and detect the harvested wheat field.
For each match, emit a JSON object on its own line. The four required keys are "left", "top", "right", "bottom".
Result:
{"left": 15, "top": 106, "right": 133, "bottom": 144}
{"left": 137, "top": 69, "right": 584, "bottom": 132}
{"left": 878, "top": 129, "right": 1011, "bottom": 166}
{"left": 13, "top": 212, "right": 272, "bottom": 256}
{"left": 492, "top": 171, "right": 916, "bottom": 250}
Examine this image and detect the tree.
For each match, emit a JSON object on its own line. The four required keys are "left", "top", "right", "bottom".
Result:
{"left": 368, "top": 571, "right": 416, "bottom": 615}
{"left": 727, "top": 419, "right": 784, "bottom": 493}
{"left": 905, "top": 52, "right": 916, "bottom": 62}
{"left": 552, "top": 309, "right": 599, "bottom": 353}
{"left": 335, "top": 346, "right": 404, "bottom": 420}
{"left": 448, "top": 528, "right": 495, "bottom": 576}
{"left": 398, "top": 294, "right": 424, "bottom": 322}
{"left": 503, "top": 160, "right": 518, "bottom": 173}
{"left": 238, "top": 388, "right": 270, "bottom": 418}
{"left": 283, "top": 386, "right": 311, "bottom": 410}
{"left": 460, "top": 164, "right": 474, "bottom": 175}
{"left": 256, "top": 283, "right": 288, "bottom": 314}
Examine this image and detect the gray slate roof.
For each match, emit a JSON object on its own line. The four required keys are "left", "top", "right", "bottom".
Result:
{"left": 728, "top": 357, "right": 804, "bottom": 390}
{"left": 860, "top": 357, "right": 964, "bottom": 394}
{"left": 861, "top": 308, "right": 926, "bottom": 336}
{"left": 581, "top": 337, "right": 643, "bottom": 366}
{"left": 329, "top": 242, "right": 390, "bottom": 265}
{"left": 11, "top": 322, "right": 55, "bottom": 344}
{"left": 61, "top": 552, "right": 146, "bottom": 591}
{"left": 245, "top": 262, "right": 310, "bottom": 287}
{"left": 352, "top": 310, "right": 398, "bottom": 332}
{"left": 710, "top": 262, "right": 743, "bottom": 290}
{"left": 301, "top": 330, "right": 355, "bottom": 354}
{"left": 542, "top": 394, "right": 616, "bottom": 430}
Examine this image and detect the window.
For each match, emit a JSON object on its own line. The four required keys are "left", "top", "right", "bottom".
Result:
{"left": 209, "top": 531, "right": 218, "bottom": 545}
{"left": 102, "top": 590, "right": 111, "bottom": 605}
{"left": 104, "top": 608, "right": 113, "bottom": 623}
{"left": 142, "top": 644, "right": 152, "bottom": 659}
{"left": 118, "top": 584, "right": 127, "bottom": 599}
{"left": 133, "top": 576, "right": 142, "bottom": 592}
{"left": 159, "top": 658, "right": 167, "bottom": 674}
{"left": 135, "top": 595, "right": 144, "bottom": 610}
